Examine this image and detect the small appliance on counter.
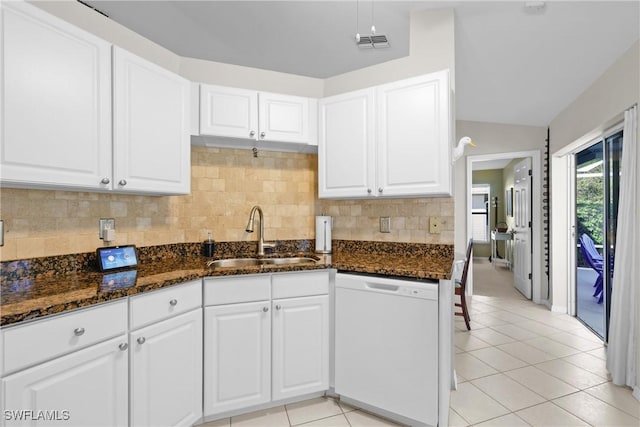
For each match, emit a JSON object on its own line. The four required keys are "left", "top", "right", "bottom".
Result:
{"left": 315, "top": 215, "right": 332, "bottom": 254}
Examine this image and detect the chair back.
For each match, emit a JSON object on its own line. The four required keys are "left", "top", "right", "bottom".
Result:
{"left": 459, "top": 239, "right": 473, "bottom": 291}
{"left": 579, "top": 233, "right": 603, "bottom": 271}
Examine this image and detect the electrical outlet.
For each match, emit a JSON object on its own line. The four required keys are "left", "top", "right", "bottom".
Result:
{"left": 380, "top": 216, "right": 391, "bottom": 233}
{"left": 429, "top": 216, "right": 441, "bottom": 234}
{"left": 99, "top": 218, "right": 115, "bottom": 240}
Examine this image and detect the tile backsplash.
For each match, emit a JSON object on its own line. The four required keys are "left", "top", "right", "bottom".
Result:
{"left": 0, "top": 146, "right": 453, "bottom": 261}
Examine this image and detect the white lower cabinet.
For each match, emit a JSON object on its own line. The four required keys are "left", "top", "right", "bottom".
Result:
{"left": 2, "top": 335, "right": 129, "bottom": 427}
{"left": 203, "top": 271, "right": 330, "bottom": 419}
{"left": 129, "top": 280, "right": 203, "bottom": 427}
{"left": 204, "top": 301, "right": 272, "bottom": 415}
{"left": 130, "top": 310, "right": 203, "bottom": 427}
{"left": 272, "top": 295, "right": 329, "bottom": 401}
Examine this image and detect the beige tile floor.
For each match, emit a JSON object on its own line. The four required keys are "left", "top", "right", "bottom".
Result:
{"left": 198, "top": 262, "right": 640, "bottom": 426}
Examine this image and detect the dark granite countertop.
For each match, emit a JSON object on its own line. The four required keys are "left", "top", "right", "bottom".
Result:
{"left": 0, "top": 240, "right": 454, "bottom": 327}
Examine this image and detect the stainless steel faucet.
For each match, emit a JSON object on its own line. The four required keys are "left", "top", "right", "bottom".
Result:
{"left": 245, "top": 206, "right": 276, "bottom": 256}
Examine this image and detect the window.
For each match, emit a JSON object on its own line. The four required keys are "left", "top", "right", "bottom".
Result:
{"left": 472, "top": 185, "right": 490, "bottom": 242}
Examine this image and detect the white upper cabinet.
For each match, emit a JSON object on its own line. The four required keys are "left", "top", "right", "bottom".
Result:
{"left": 318, "top": 70, "right": 452, "bottom": 199}
{"left": 199, "top": 84, "right": 259, "bottom": 139}
{"left": 318, "top": 88, "right": 375, "bottom": 198}
{"left": 258, "top": 92, "right": 317, "bottom": 144}
{"left": 376, "top": 72, "right": 451, "bottom": 197}
{"left": 0, "top": 2, "right": 190, "bottom": 195}
{"left": 0, "top": 1, "right": 112, "bottom": 191}
{"left": 199, "top": 84, "right": 317, "bottom": 145}
{"left": 112, "top": 47, "right": 190, "bottom": 195}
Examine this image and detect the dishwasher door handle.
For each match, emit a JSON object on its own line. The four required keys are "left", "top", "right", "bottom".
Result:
{"left": 364, "top": 282, "right": 400, "bottom": 293}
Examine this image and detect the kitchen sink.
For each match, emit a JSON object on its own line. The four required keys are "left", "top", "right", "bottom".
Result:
{"left": 259, "top": 257, "right": 318, "bottom": 265}
{"left": 207, "top": 258, "right": 261, "bottom": 268}
{"left": 207, "top": 257, "right": 318, "bottom": 268}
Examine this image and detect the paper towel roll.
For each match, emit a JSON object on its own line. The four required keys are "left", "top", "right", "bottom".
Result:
{"left": 315, "top": 216, "right": 332, "bottom": 253}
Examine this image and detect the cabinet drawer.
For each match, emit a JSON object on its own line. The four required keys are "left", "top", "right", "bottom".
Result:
{"left": 204, "top": 275, "right": 270, "bottom": 306}
{"left": 1, "top": 300, "right": 127, "bottom": 375}
{"left": 130, "top": 280, "right": 202, "bottom": 329}
{"left": 272, "top": 271, "right": 329, "bottom": 299}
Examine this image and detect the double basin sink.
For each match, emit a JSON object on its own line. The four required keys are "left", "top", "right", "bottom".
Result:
{"left": 207, "top": 256, "right": 319, "bottom": 268}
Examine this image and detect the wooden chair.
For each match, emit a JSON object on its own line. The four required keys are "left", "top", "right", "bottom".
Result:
{"left": 455, "top": 239, "right": 473, "bottom": 330}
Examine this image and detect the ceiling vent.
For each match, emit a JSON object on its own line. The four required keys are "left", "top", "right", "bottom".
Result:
{"left": 356, "top": 34, "right": 390, "bottom": 49}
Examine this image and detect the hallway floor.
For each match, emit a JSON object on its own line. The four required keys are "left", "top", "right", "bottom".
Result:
{"left": 199, "top": 261, "right": 639, "bottom": 426}
{"left": 450, "top": 260, "right": 639, "bottom": 426}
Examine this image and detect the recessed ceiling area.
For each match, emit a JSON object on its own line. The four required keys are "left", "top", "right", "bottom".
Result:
{"left": 84, "top": 1, "right": 640, "bottom": 127}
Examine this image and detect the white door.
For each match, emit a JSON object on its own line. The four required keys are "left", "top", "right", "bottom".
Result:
{"left": 258, "top": 92, "right": 313, "bottom": 144}
{"left": 204, "top": 301, "right": 271, "bottom": 416}
{"left": 112, "top": 47, "right": 190, "bottom": 195}
{"left": 2, "top": 336, "right": 128, "bottom": 427}
{"left": 199, "top": 84, "right": 258, "bottom": 139}
{"left": 272, "top": 295, "right": 329, "bottom": 401}
{"left": 376, "top": 71, "right": 451, "bottom": 197}
{"left": 513, "top": 158, "right": 532, "bottom": 299}
{"left": 318, "top": 88, "right": 375, "bottom": 198}
{"left": 0, "top": 1, "right": 112, "bottom": 191}
{"left": 130, "top": 309, "right": 202, "bottom": 427}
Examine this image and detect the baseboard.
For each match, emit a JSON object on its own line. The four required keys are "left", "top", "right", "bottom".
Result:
{"left": 550, "top": 303, "right": 567, "bottom": 313}
{"left": 633, "top": 386, "right": 640, "bottom": 402}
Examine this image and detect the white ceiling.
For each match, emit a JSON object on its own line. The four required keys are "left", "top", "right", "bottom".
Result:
{"left": 85, "top": 0, "right": 639, "bottom": 127}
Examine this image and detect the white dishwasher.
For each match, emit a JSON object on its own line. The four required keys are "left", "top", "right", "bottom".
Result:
{"left": 335, "top": 273, "right": 439, "bottom": 427}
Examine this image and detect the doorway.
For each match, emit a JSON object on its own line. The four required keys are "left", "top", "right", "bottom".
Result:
{"left": 573, "top": 129, "right": 623, "bottom": 340}
{"left": 466, "top": 150, "right": 542, "bottom": 303}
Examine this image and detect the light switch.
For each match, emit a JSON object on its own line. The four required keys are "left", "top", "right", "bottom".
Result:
{"left": 380, "top": 217, "right": 391, "bottom": 233}
{"left": 429, "top": 216, "right": 441, "bottom": 234}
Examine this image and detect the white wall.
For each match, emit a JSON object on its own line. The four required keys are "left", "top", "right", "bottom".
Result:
{"left": 549, "top": 40, "right": 639, "bottom": 394}
{"left": 454, "top": 122, "right": 546, "bottom": 243}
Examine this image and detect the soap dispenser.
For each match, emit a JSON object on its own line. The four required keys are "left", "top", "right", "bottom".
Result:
{"left": 203, "top": 232, "right": 215, "bottom": 257}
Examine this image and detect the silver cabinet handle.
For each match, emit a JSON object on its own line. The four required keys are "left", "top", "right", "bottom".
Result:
{"left": 169, "top": 299, "right": 178, "bottom": 306}
{"left": 101, "top": 178, "right": 110, "bottom": 185}
{"left": 367, "top": 188, "right": 372, "bottom": 194}
{"left": 260, "top": 131, "right": 266, "bottom": 139}
{"left": 249, "top": 130, "right": 256, "bottom": 137}
{"left": 118, "top": 179, "right": 127, "bottom": 186}
{"left": 137, "top": 337, "right": 146, "bottom": 345}
{"left": 119, "top": 343, "right": 128, "bottom": 351}
{"left": 262, "top": 306, "right": 269, "bottom": 312}
{"left": 74, "top": 327, "right": 85, "bottom": 336}
{"left": 378, "top": 187, "right": 383, "bottom": 193}
{"left": 275, "top": 304, "right": 282, "bottom": 310}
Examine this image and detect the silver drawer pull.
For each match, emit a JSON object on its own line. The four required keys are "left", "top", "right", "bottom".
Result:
{"left": 275, "top": 304, "right": 282, "bottom": 310}
{"left": 169, "top": 299, "right": 178, "bottom": 306}
{"left": 263, "top": 306, "right": 269, "bottom": 312}
{"left": 137, "top": 337, "right": 146, "bottom": 345}
{"left": 119, "top": 343, "right": 128, "bottom": 351}
{"left": 74, "top": 327, "right": 85, "bottom": 336}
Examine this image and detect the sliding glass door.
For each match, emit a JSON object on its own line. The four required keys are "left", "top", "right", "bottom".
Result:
{"left": 574, "top": 130, "right": 622, "bottom": 340}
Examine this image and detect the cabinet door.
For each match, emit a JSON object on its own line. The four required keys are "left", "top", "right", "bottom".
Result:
{"left": 113, "top": 47, "right": 190, "bottom": 195}
{"left": 0, "top": 1, "right": 111, "bottom": 191}
{"left": 376, "top": 71, "right": 452, "bottom": 197}
{"left": 318, "top": 88, "right": 375, "bottom": 198}
{"left": 200, "top": 84, "right": 258, "bottom": 139}
{"left": 258, "top": 92, "right": 314, "bottom": 144}
{"left": 130, "top": 309, "right": 202, "bottom": 427}
{"left": 272, "top": 295, "right": 329, "bottom": 401}
{"left": 2, "top": 336, "right": 128, "bottom": 427}
{"left": 204, "top": 301, "right": 271, "bottom": 416}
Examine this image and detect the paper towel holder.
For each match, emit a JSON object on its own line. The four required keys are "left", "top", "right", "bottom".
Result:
{"left": 315, "top": 215, "right": 332, "bottom": 254}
